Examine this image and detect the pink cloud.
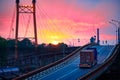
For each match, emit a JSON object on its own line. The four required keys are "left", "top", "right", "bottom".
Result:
{"left": 0, "top": 0, "right": 119, "bottom": 45}
{"left": 100, "top": 33, "right": 115, "bottom": 41}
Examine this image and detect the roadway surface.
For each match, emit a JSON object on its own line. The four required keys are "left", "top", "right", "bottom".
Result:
{"left": 26, "top": 45, "right": 115, "bottom": 80}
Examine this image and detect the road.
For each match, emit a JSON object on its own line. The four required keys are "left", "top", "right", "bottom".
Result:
{"left": 26, "top": 45, "right": 115, "bottom": 80}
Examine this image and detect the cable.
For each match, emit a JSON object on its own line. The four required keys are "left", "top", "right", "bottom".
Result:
{"left": 8, "top": 7, "right": 15, "bottom": 39}
{"left": 24, "top": 15, "right": 31, "bottom": 37}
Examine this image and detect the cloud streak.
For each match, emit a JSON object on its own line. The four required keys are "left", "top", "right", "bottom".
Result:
{"left": 0, "top": 0, "right": 119, "bottom": 45}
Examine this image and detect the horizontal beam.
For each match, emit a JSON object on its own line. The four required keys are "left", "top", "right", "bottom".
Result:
{"left": 18, "top": 37, "right": 35, "bottom": 39}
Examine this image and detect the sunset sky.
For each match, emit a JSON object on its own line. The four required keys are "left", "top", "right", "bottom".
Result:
{"left": 0, "top": 0, "right": 120, "bottom": 46}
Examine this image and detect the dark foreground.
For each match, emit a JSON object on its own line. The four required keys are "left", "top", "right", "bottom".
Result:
{"left": 96, "top": 50, "right": 120, "bottom": 80}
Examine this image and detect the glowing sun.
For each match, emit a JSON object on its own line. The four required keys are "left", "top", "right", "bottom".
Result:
{"left": 51, "top": 41, "right": 59, "bottom": 45}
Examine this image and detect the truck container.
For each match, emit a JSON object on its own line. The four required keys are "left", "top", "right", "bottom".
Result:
{"left": 87, "top": 48, "right": 97, "bottom": 62}
{"left": 80, "top": 49, "right": 97, "bottom": 68}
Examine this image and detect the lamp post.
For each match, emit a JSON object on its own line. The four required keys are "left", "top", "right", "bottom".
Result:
{"left": 109, "top": 21, "right": 118, "bottom": 44}
{"left": 111, "top": 19, "right": 120, "bottom": 44}
{"left": 110, "top": 19, "right": 120, "bottom": 44}
{"left": 78, "top": 38, "right": 80, "bottom": 46}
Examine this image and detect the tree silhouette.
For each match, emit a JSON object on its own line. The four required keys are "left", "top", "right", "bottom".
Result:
{"left": 19, "top": 38, "right": 33, "bottom": 47}
{"left": 7, "top": 39, "right": 15, "bottom": 48}
{"left": 0, "top": 37, "right": 7, "bottom": 66}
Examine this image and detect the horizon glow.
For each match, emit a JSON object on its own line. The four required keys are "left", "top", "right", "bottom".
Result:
{"left": 0, "top": 0, "right": 120, "bottom": 46}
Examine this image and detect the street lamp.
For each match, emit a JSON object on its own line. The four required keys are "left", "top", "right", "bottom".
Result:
{"left": 109, "top": 21, "right": 118, "bottom": 44}
{"left": 110, "top": 19, "right": 120, "bottom": 44}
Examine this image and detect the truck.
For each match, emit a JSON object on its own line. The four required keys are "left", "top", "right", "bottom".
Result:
{"left": 80, "top": 48, "right": 97, "bottom": 68}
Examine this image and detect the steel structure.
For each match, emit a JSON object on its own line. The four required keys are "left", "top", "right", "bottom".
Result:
{"left": 15, "top": 0, "right": 38, "bottom": 59}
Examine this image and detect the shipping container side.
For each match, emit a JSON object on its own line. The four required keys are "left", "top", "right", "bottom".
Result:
{"left": 87, "top": 48, "right": 97, "bottom": 62}
{"left": 80, "top": 50, "right": 95, "bottom": 68}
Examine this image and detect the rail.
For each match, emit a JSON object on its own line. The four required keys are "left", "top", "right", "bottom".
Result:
{"left": 78, "top": 44, "right": 120, "bottom": 80}
{"left": 13, "top": 43, "right": 96, "bottom": 80}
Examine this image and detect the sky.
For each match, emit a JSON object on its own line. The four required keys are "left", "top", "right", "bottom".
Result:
{"left": 0, "top": 0, "right": 120, "bottom": 46}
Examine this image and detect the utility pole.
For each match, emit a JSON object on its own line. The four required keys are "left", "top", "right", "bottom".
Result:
{"left": 15, "top": 0, "right": 38, "bottom": 60}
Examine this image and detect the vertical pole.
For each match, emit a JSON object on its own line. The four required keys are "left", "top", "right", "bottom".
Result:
{"left": 118, "top": 25, "right": 120, "bottom": 44}
{"left": 32, "top": 0, "right": 38, "bottom": 48}
{"left": 116, "top": 26, "right": 117, "bottom": 44}
{"left": 15, "top": 0, "right": 19, "bottom": 60}
{"left": 97, "top": 28, "right": 100, "bottom": 45}
{"left": 33, "top": 0, "right": 38, "bottom": 65}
